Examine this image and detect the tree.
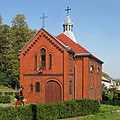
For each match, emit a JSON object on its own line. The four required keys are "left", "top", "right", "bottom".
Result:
{"left": 0, "top": 14, "right": 36, "bottom": 89}
{"left": 102, "top": 83, "right": 108, "bottom": 94}
{"left": 10, "top": 14, "right": 36, "bottom": 88}
{"left": 11, "top": 14, "right": 28, "bottom": 51}
{"left": 0, "top": 72, "right": 10, "bottom": 87}
{"left": 102, "top": 72, "right": 110, "bottom": 78}
{"left": 0, "top": 14, "right": 2, "bottom": 25}
{"left": 0, "top": 24, "right": 14, "bottom": 87}
{"left": 11, "top": 14, "right": 36, "bottom": 51}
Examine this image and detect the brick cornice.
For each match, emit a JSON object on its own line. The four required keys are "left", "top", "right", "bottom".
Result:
{"left": 23, "top": 73, "right": 64, "bottom": 76}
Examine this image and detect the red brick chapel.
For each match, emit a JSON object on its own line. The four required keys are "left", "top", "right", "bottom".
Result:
{"left": 19, "top": 7, "right": 103, "bottom": 104}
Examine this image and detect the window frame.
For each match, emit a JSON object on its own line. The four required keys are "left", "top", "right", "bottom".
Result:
{"left": 34, "top": 55, "right": 37, "bottom": 70}
{"left": 30, "top": 84, "right": 33, "bottom": 92}
{"left": 90, "top": 65, "right": 94, "bottom": 73}
{"left": 69, "top": 80, "right": 72, "bottom": 94}
{"left": 40, "top": 48, "right": 46, "bottom": 69}
{"left": 35, "top": 82, "right": 40, "bottom": 92}
{"left": 49, "top": 54, "right": 52, "bottom": 70}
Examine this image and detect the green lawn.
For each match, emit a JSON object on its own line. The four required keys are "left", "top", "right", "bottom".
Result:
{"left": 61, "top": 105, "right": 120, "bottom": 120}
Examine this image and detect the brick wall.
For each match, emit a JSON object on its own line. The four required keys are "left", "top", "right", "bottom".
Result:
{"left": 20, "top": 29, "right": 66, "bottom": 104}
{"left": 20, "top": 28, "right": 102, "bottom": 104}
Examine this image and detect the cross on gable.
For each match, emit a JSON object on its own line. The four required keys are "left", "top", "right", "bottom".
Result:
{"left": 40, "top": 13, "right": 47, "bottom": 28}
{"left": 65, "top": 6, "right": 71, "bottom": 15}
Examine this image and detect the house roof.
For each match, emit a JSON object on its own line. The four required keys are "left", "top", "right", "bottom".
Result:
{"left": 102, "top": 76, "right": 110, "bottom": 83}
{"left": 56, "top": 33, "right": 103, "bottom": 64}
{"left": 19, "top": 28, "right": 103, "bottom": 64}
{"left": 56, "top": 33, "right": 90, "bottom": 54}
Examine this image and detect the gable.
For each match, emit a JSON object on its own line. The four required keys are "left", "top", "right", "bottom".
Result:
{"left": 19, "top": 28, "right": 70, "bottom": 57}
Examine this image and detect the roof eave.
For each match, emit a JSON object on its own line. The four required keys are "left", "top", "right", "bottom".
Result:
{"left": 19, "top": 28, "right": 42, "bottom": 54}
{"left": 42, "top": 29, "right": 75, "bottom": 52}
{"left": 74, "top": 53, "right": 103, "bottom": 64}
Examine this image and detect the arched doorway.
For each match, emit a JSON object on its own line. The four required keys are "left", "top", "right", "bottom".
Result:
{"left": 45, "top": 80, "right": 61, "bottom": 103}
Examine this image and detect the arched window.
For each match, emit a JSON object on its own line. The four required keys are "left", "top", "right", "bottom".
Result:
{"left": 97, "top": 68, "right": 100, "bottom": 74}
{"left": 40, "top": 48, "right": 46, "bottom": 69}
{"left": 34, "top": 55, "right": 37, "bottom": 70}
{"left": 49, "top": 54, "right": 52, "bottom": 69}
{"left": 69, "top": 80, "right": 72, "bottom": 94}
{"left": 90, "top": 65, "right": 94, "bottom": 73}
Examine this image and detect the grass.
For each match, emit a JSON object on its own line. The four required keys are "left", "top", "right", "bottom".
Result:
{"left": 61, "top": 105, "right": 120, "bottom": 120}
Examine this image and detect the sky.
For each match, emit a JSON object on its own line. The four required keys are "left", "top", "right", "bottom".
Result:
{"left": 0, "top": 0, "right": 120, "bottom": 79}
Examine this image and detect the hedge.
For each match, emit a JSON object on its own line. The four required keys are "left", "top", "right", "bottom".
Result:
{"left": 102, "top": 100, "right": 120, "bottom": 106}
{"left": 0, "top": 92, "right": 2, "bottom": 96}
{"left": 76, "top": 99, "right": 100, "bottom": 116}
{"left": 0, "top": 96, "right": 11, "bottom": 103}
{"left": 4, "top": 92, "right": 14, "bottom": 96}
{"left": 0, "top": 106, "right": 33, "bottom": 120}
{"left": 14, "top": 92, "right": 19, "bottom": 96}
{"left": 36, "top": 99, "right": 100, "bottom": 120}
{"left": 0, "top": 99, "right": 100, "bottom": 120}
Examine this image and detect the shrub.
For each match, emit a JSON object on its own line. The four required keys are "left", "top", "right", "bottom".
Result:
{"left": 0, "top": 92, "right": 2, "bottom": 96}
{"left": 0, "top": 96, "right": 11, "bottom": 103}
{"left": 36, "top": 103, "right": 57, "bottom": 120}
{"left": 58, "top": 100, "right": 79, "bottom": 118}
{"left": 113, "top": 97, "right": 120, "bottom": 101}
{"left": 0, "top": 105, "right": 33, "bottom": 120}
{"left": 36, "top": 101, "right": 78, "bottom": 120}
{"left": 102, "top": 99, "right": 120, "bottom": 106}
{"left": 0, "top": 99, "right": 100, "bottom": 120}
{"left": 57, "top": 100, "right": 79, "bottom": 118}
{"left": 14, "top": 92, "right": 19, "bottom": 96}
{"left": 102, "top": 94, "right": 109, "bottom": 101}
{"left": 4, "top": 92, "right": 14, "bottom": 96}
{"left": 107, "top": 92, "right": 114, "bottom": 100}
{"left": 36, "top": 99, "right": 100, "bottom": 120}
{"left": 76, "top": 99, "right": 100, "bottom": 116}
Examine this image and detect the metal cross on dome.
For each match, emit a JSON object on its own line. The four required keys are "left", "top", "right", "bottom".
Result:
{"left": 65, "top": 6, "right": 71, "bottom": 15}
{"left": 40, "top": 13, "right": 47, "bottom": 28}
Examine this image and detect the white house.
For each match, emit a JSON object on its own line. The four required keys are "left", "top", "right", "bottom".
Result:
{"left": 102, "top": 76, "right": 117, "bottom": 89}
{"left": 102, "top": 76, "right": 111, "bottom": 89}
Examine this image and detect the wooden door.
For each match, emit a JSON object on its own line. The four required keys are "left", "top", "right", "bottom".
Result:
{"left": 45, "top": 81, "right": 61, "bottom": 103}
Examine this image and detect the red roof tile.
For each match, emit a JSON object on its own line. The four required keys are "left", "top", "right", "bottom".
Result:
{"left": 56, "top": 33, "right": 90, "bottom": 54}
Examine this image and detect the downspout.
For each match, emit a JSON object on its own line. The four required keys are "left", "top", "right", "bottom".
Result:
{"left": 74, "top": 65, "right": 76, "bottom": 99}
{"left": 82, "top": 58, "right": 84, "bottom": 99}
{"left": 63, "top": 51, "right": 64, "bottom": 101}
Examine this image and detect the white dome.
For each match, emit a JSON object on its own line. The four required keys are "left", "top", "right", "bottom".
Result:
{"left": 63, "top": 15, "right": 77, "bottom": 43}
{"left": 64, "top": 16, "right": 73, "bottom": 25}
